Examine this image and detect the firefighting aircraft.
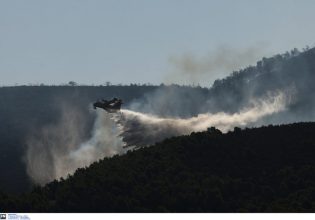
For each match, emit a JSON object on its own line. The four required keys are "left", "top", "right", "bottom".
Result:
{"left": 93, "top": 98, "right": 123, "bottom": 113}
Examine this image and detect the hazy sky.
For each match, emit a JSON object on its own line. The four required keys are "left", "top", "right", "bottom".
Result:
{"left": 1, "top": 0, "right": 315, "bottom": 86}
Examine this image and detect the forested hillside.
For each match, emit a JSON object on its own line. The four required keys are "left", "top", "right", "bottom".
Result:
{"left": 2, "top": 122, "right": 315, "bottom": 212}
{"left": 205, "top": 47, "right": 315, "bottom": 120}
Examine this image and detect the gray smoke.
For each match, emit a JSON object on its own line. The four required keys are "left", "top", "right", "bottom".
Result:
{"left": 26, "top": 104, "right": 125, "bottom": 185}
{"left": 128, "top": 85, "right": 209, "bottom": 117}
{"left": 166, "top": 44, "right": 269, "bottom": 85}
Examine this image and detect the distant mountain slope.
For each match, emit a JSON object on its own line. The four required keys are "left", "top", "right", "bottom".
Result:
{"left": 205, "top": 47, "right": 315, "bottom": 120}
{"left": 122, "top": 47, "right": 315, "bottom": 123}
{"left": 2, "top": 122, "right": 315, "bottom": 212}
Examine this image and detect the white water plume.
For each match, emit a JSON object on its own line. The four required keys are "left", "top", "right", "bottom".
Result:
{"left": 117, "top": 91, "right": 289, "bottom": 147}
{"left": 26, "top": 106, "right": 125, "bottom": 185}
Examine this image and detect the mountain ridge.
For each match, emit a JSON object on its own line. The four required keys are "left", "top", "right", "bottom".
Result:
{"left": 2, "top": 122, "right": 315, "bottom": 212}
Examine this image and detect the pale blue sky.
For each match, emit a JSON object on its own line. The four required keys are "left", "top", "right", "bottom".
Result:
{"left": 1, "top": 0, "right": 315, "bottom": 86}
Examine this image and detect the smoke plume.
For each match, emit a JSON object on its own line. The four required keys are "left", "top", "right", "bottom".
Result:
{"left": 166, "top": 44, "right": 269, "bottom": 85}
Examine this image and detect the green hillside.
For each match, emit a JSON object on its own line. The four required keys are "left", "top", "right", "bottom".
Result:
{"left": 2, "top": 122, "right": 315, "bottom": 212}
